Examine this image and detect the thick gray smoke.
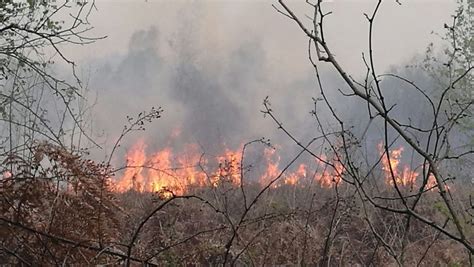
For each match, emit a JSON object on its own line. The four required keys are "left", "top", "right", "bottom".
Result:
{"left": 81, "top": 1, "right": 464, "bottom": 177}
{"left": 86, "top": 4, "right": 322, "bottom": 164}
{"left": 90, "top": 28, "right": 271, "bottom": 153}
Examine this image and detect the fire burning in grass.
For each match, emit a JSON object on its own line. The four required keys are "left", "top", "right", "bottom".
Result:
{"left": 378, "top": 143, "right": 419, "bottom": 187}
{"left": 113, "top": 139, "right": 446, "bottom": 195}
{"left": 113, "top": 139, "right": 343, "bottom": 195}
{"left": 378, "top": 143, "right": 445, "bottom": 191}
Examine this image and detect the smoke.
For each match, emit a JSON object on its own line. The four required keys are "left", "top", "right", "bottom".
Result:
{"left": 86, "top": 6, "right": 271, "bottom": 163}
{"left": 81, "top": 1, "right": 462, "bottom": 175}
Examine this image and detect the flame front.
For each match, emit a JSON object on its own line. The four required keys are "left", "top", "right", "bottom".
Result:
{"left": 114, "top": 140, "right": 448, "bottom": 195}
{"left": 115, "top": 142, "right": 208, "bottom": 195}
{"left": 114, "top": 140, "right": 344, "bottom": 195}
{"left": 377, "top": 143, "right": 446, "bottom": 191}
{"left": 115, "top": 141, "right": 147, "bottom": 191}
{"left": 378, "top": 143, "right": 419, "bottom": 187}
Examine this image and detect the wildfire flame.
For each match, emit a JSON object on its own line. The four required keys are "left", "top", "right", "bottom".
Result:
{"left": 113, "top": 139, "right": 447, "bottom": 195}
{"left": 114, "top": 139, "right": 343, "bottom": 195}
{"left": 378, "top": 143, "right": 419, "bottom": 187}
{"left": 377, "top": 143, "right": 445, "bottom": 191}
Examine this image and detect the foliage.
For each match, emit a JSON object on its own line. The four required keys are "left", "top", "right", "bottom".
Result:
{"left": 422, "top": 0, "right": 473, "bottom": 137}
{"left": 1, "top": 142, "right": 119, "bottom": 265}
{"left": 0, "top": 1, "right": 121, "bottom": 265}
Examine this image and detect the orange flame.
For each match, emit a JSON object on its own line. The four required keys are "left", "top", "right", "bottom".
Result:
{"left": 377, "top": 143, "right": 450, "bottom": 192}
{"left": 284, "top": 164, "right": 306, "bottom": 185}
{"left": 378, "top": 143, "right": 419, "bottom": 187}
{"left": 314, "top": 155, "right": 343, "bottom": 187}
{"left": 114, "top": 139, "right": 452, "bottom": 195}
{"left": 114, "top": 139, "right": 344, "bottom": 195}
{"left": 115, "top": 141, "right": 147, "bottom": 192}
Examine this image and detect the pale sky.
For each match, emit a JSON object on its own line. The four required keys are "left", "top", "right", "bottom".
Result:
{"left": 69, "top": 0, "right": 457, "bottom": 75}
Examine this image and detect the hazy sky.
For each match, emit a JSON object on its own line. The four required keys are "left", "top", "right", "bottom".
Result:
{"left": 63, "top": 0, "right": 458, "bottom": 161}
{"left": 73, "top": 0, "right": 456, "bottom": 73}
